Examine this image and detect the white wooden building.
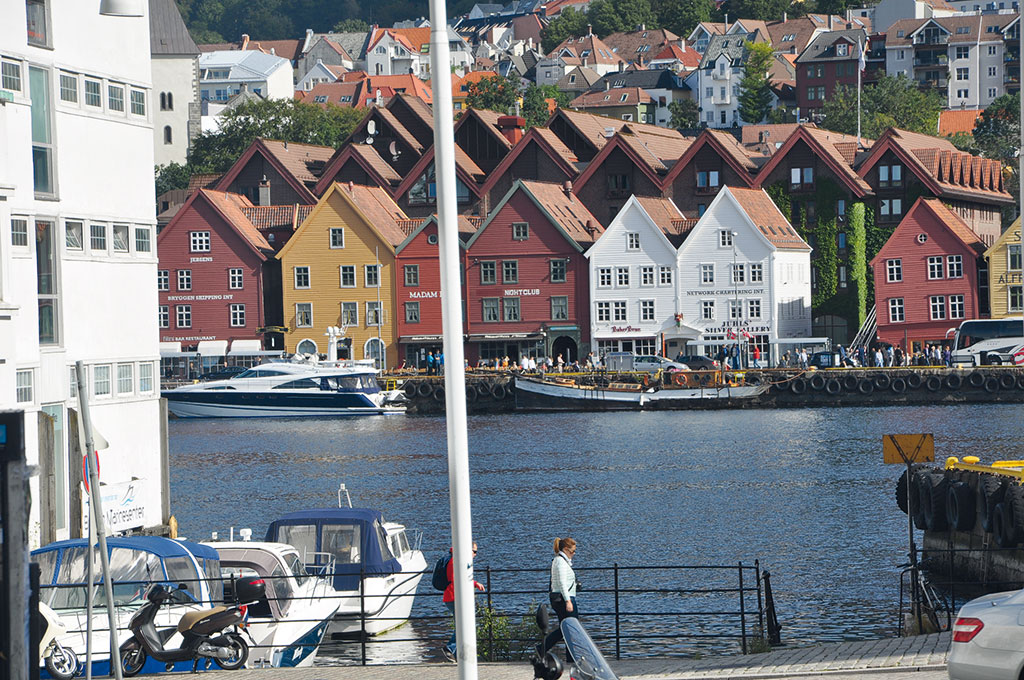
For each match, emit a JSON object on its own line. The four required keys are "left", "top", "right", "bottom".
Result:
{"left": 676, "top": 187, "right": 813, "bottom": 365}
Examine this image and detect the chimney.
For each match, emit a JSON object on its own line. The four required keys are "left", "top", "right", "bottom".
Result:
{"left": 585, "top": 219, "right": 593, "bottom": 234}
{"left": 587, "top": 24, "right": 593, "bottom": 37}
{"left": 563, "top": 180, "right": 573, "bottom": 195}
{"left": 680, "top": 38, "right": 687, "bottom": 52}
{"left": 241, "top": 33, "right": 250, "bottom": 50}
{"left": 348, "top": 180, "right": 355, "bottom": 193}
{"left": 605, "top": 80, "right": 610, "bottom": 90}
{"left": 641, "top": 23, "right": 646, "bottom": 31}
{"left": 783, "top": 11, "right": 787, "bottom": 22}
{"left": 258, "top": 176, "right": 271, "bottom": 206}
{"left": 829, "top": 15, "right": 833, "bottom": 29}
{"left": 496, "top": 115, "right": 526, "bottom": 145}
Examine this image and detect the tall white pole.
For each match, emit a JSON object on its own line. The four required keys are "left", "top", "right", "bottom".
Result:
{"left": 75, "top": 361, "right": 124, "bottom": 680}
{"left": 857, "top": 40, "right": 863, "bottom": 148}
{"left": 426, "top": 5, "right": 478, "bottom": 678}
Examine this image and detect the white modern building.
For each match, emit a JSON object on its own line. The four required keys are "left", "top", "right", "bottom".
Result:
{"left": 586, "top": 196, "right": 688, "bottom": 356}
{"left": 150, "top": 0, "right": 200, "bottom": 166}
{"left": 676, "top": 187, "right": 813, "bottom": 364}
{"left": 198, "top": 49, "right": 293, "bottom": 102}
{"left": 366, "top": 26, "right": 473, "bottom": 78}
{"left": 0, "top": 0, "right": 166, "bottom": 547}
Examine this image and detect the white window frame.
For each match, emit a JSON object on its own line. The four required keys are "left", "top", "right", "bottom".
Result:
{"left": 189, "top": 231, "right": 211, "bottom": 252}
{"left": 229, "top": 268, "right": 243, "bottom": 289}
{"left": 612, "top": 301, "right": 627, "bottom": 322}
{"left": 640, "top": 299, "right": 655, "bottom": 322}
{"left": 93, "top": 364, "right": 112, "bottom": 397}
{"left": 176, "top": 305, "right": 191, "bottom": 328}
{"left": 365, "top": 264, "right": 381, "bottom": 288}
{"left": 949, "top": 294, "right": 965, "bottom": 319}
{"left": 701, "top": 263, "right": 714, "bottom": 285}
{"left": 886, "top": 259, "right": 902, "bottom": 283}
{"left": 230, "top": 303, "right": 245, "bottom": 327}
{"left": 888, "top": 297, "right": 904, "bottom": 322}
{"left": 295, "top": 302, "right": 313, "bottom": 328}
{"left": 626, "top": 232, "right": 640, "bottom": 250}
{"left": 930, "top": 295, "right": 946, "bottom": 320}
{"left": 927, "top": 255, "right": 943, "bottom": 280}
{"left": 597, "top": 267, "right": 612, "bottom": 288}
{"left": 659, "top": 266, "right": 672, "bottom": 285}
{"left": 157, "top": 269, "right": 169, "bottom": 291}
{"left": 947, "top": 254, "right": 963, "bottom": 279}
{"left": 596, "top": 301, "right": 610, "bottom": 322}
{"left": 177, "top": 269, "right": 191, "bottom": 291}
{"left": 294, "top": 266, "right": 311, "bottom": 289}
{"left": 117, "top": 363, "right": 134, "bottom": 395}
{"left": 616, "top": 266, "right": 630, "bottom": 287}
{"left": 701, "top": 300, "right": 715, "bottom": 320}
{"left": 330, "top": 227, "right": 345, "bottom": 248}
{"left": 640, "top": 265, "right": 655, "bottom": 286}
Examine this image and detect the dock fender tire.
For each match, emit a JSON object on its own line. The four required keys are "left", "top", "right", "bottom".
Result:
{"left": 945, "top": 374, "right": 963, "bottom": 390}
{"left": 911, "top": 472, "right": 929, "bottom": 530}
{"left": 891, "top": 377, "right": 907, "bottom": 394}
{"left": 432, "top": 385, "right": 446, "bottom": 402}
{"left": 984, "top": 376, "right": 1000, "bottom": 393}
{"left": 490, "top": 383, "right": 508, "bottom": 400}
{"left": 978, "top": 476, "right": 1006, "bottom": 533}
{"left": 1009, "top": 485, "right": 1024, "bottom": 547}
{"left": 925, "top": 376, "right": 942, "bottom": 392}
{"left": 946, "top": 481, "right": 975, "bottom": 531}
{"left": 842, "top": 375, "right": 860, "bottom": 392}
{"left": 809, "top": 374, "right": 827, "bottom": 391}
{"left": 896, "top": 467, "right": 920, "bottom": 516}
{"left": 1016, "top": 374, "right": 1024, "bottom": 390}
{"left": 906, "top": 373, "right": 923, "bottom": 390}
{"left": 968, "top": 371, "right": 986, "bottom": 388}
{"left": 698, "top": 373, "right": 714, "bottom": 387}
{"left": 874, "top": 374, "right": 892, "bottom": 390}
{"left": 920, "top": 473, "right": 949, "bottom": 531}
{"left": 790, "top": 378, "right": 807, "bottom": 394}
{"left": 746, "top": 373, "right": 764, "bottom": 386}
{"left": 994, "top": 501, "right": 1020, "bottom": 548}
{"left": 416, "top": 381, "right": 434, "bottom": 398}
{"left": 825, "top": 379, "right": 841, "bottom": 395}
{"left": 465, "top": 384, "right": 478, "bottom": 403}
{"left": 404, "top": 382, "right": 419, "bottom": 398}
{"left": 857, "top": 379, "right": 874, "bottom": 395}
{"left": 1000, "top": 374, "right": 1016, "bottom": 390}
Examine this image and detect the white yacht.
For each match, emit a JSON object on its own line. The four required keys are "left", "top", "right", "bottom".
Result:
{"left": 162, "top": 358, "right": 406, "bottom": 418}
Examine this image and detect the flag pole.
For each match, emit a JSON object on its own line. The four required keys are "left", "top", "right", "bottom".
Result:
{"left": 857, "top": 38, "right": 866, "bottom": 148}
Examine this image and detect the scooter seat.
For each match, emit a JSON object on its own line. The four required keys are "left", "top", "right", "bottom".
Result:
{"left": 178, "top": 606, "right": 228, "bottom": 633}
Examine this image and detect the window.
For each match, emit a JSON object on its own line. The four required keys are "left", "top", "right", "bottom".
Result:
{"left": 503, "top": 260, "right": 518, "bottom": 284}
{"left": 227, "top": 268, "right": 243, "bottom": 289}
{"left": 16, "top": 370, "right": 33, "bottom": 403}
{"left": 930, "top": 295, "right": 946, "bottom": 320}
{"left": 341, "top": 301, "right": 358, "bottom": 326}
{"left": 880, "top": 199, "right": 902, "bottom": 217}
{"left": 160, "top": 91, "right": 174, "bottom": 111}
{"left": 748, "top": 299, "right": 762, "bottom": 318}
{"left": 627, "top": 232, "right": 640, "bottom": 250}
{"left": 697, "top": 170, "right": 720, "bottom": 190}
{"left": 551, "top": 296, "right": 569, "bottom": 320}
{"left": 659, "top": 266, "right": 672, "bottom": 285}
{"left": 550, "top": 259, "right": 567, "bottom": 283}
{"left": 158, "top": 305, "right": 168, "bottom": 328}
{"left": 989, "top": 45, "right": 997, "bottom": 55}
{"left": 719, "top": 230, "right": 733, "bottom": 247}
{"left": 404, "top": 265, "right": 420, "bottom": 287}
{"left": 84, "top": 79, "right": 101, "bottom": 107}
{"left": 482, "top": 298, "right": 499, "bottom": 322}
{"left": 731, "top": 263, "right": 745, "bottom": 284}
{"left": 956, "top": 67, "right": 970, "bottom": 81}
{"left": 1, "top": 59, "right": 21, "bottom": 92}
{"left": 117, "top": 364, "right": 133, "bottom": 395}
{"left": 29, "top": 67, "right": 54, "bottom": 196}
{"left": 640, "top": 266, "right": 654, "bottom": 286}
{"left": 596, "top": 301, "right": 610, "bottom": 322}
{"left": 947, "top": 255, "right": 963, "bottom": 278}
{"left": 365, "top": 265, "right": 380, "bottom": 288}
{"left": 950, "top": 294, "right": 965, "bottom": 319}
{"left": 598, "top": 267, "right": 612, "bottom": 287}
{"left": 836, "top": 42, "right": 849, "bottom": 56}
{"left": 35, "top": 221, "right": 58, "bottom": 343}
{"left": 878, "top": 164, "right": 902, "bottom": 187}
{"left": 640, "top": 299, "right": 655, "bottom": 321}
{"left": 177, "top": 269, "right": 191, "bottom": 291}
{"left": 699, "top": 263, "right": 715, "bottom": 284}
{"left": 330, "top": 227, "right": 345, "bottom": 248}
{"left": 957, "top": 88, "right": 970, "bottom": 99}
{"left": 295, "top": 303, "right": 313, "bottom": 327}
{"left": 989, "top": 66, "right": 997, "bottom": 77}
{"left": 956, "top": 46, "right": 969, "bottom": 59}
{"left": 1011, "top": 286, "right": 1024, "bottom": 312}
{"left": 12, "top": 218, "right": 28, "bottom": 246}
{"left": 607, "top": 174, "right": 630, "bottom": 192}
{"left": 64, "top": 220, "right": 83, "bottom": 250}
{"left": 928, "top": 255, "right": 943, "bottom": 279}
{"left": 480, "top": 261, "right": 496, "bottom": 284}
{"left": 139, "top": 362, "right": 154, "bottom": 393}
{"left": 503, "top": 297, "right": 521, "bottom": 321}
{"left": 230, "top": 303, "right": 245, "bottom": 327}
{"left": 729, "top": 299, "right": 742, "bottom": 319}
{"left": 888, "top": 297, "right": 905, "bottom": 322}
{"left": 340, "top": 265, "right": 355, "bottom": 288}
{"left": 157, "top": 270, "right": 168, "bottom": 291}
{"left": 838, "top": 200, "right": 847, "bottom": 219}
{"left": 112, "top": 224, "right": 129, "bottom": 252}
{"left": 791, "top": 167, "right": 813, "bottom": 187}
{"left": 616, "top": 267, "right": 630, "bottom": 287}
{"left": 749, "top": 263, "right": 763, "bottom": 283}
{"left": 512, "top": 222, "right": 529, "bottom": 240}
{"left": 887, "top": 259, "right": 902, "bottom": 282}
{"left": 1009, "top": 244, "right": 1022, "bottom": 271}
{"left": 130, "top": 89, "right": 145, "bottom": 116}
{"left": 612, "top": 301, "right": 627, "bottom": 322}
{"left": 135, "top": 227, "right": 151, "bottom": 253}
{"left": 294, "top": 266, "right": 310, "bottom": 289}
{"left": 989, "top": 87, "right": 998, "bottom": 98}
{"left": 58, "top": 72, "right": 77, "bottom": 102}
{"left": 701, "top": 300, "right": 715, "bottom": 320}
{"left": 190, "top": 231, "right": 211, "bottom": 252}
{"left": 176, "top": 305, "right": 191, "bottom": 328}
{"left": 26, "top": 0, "right": 49, "bottom": 46}
{"left": 107, "top": 83, "right": 125, "bottom": 112}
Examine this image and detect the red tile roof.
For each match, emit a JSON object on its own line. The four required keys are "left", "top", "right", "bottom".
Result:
{"left": 199, "top": 190, "right": 274, "bottom": 255}
{"left": 188, "top": 173, "right": 222, "bottom": 192}
{"left": 241, "top": 204, "right": 315, "bottom": 232}
{"left": 939, "top": 108, "right": 984, "bottom": 137}
{"left": 519, "top": 180, "right": 604, "bottom": 245}
{"left": 920, "top": 198, "right": 987, "bottom": 254}
{"left": 258, "top": 139, "right": 335, "bottom": 187}
{"left": 728, "top": 187, "right": 811, "bottom": 251}
{"left": 651, "top": 43, "right": 701, "bottom": 68}
{"left": 569, "top": 86, "right": 653, "bottom": 108}
{"left": 333, "top": 182, "right": 411, "bottom": 247}
{"left": 552, "top": 34, "right": 626, "bottom": 67}
{"left": 634, "top": 196, "right": 684, "bottom": 235}
{"left": 453, "top": 70, "right": 499, "bottom": 97}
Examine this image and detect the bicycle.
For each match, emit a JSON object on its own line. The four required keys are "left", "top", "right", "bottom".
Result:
{"left": 898, "top": 562, "right": 950, "bottom": 636}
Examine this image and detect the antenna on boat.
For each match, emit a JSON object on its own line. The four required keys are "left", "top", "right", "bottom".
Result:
{"left": 338, "top": 483, "right": 353, "bottom": 508}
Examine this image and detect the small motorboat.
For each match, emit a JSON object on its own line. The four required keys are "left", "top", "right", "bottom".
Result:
{"left": 205, "top": 539, "right": 340, "bottom": 668}
{"left": 265, "top": 486, "right": 427, "bottom": 636}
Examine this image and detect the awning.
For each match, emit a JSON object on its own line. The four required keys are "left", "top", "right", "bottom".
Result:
{"left": 197, "top": 340, "right": 229, "bottom": 356}
{"left": 228, "top": 339, "right": 262, "bottom": 355}
{"left": 662, "top": 321, "right": 704, "bottom": 340}
{"left": 467, "top": 333, "right": 544, "bottom": 341}
{"left": 399, "top": 335, "right": 445, "bottom": 343}
{"left": 159, "top": 341, "right": 197, "bottom": 358}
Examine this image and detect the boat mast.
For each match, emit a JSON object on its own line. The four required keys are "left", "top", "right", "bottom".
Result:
{"left": 427, "top": 4, "right": 478, "bottom": 677}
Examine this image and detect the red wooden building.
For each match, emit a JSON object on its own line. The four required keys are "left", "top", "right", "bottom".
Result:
{"left": 870, "top": 198, "right": 987, "bottom": 352}
{"left": 462, "top": 180, "right": 603, "bottom": 365}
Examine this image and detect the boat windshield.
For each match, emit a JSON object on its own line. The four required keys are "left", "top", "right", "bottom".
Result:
{"left": 321, "top": 375, "right": 379, "bottom": 391}
{"left": 235, "top": 368, "right": 290, "bottom": 379}
{"left": 323, "top": 524, "right": 362, "bottom": 565}
{"left": 284, "top": 552, "right": 309, "bottom": 586}
{"left": 43, "top": 546, "right": 172, "bottom": 610}
{"left": 388, "top": 530, "right": 410, "bottom": 557}
{"left": 276, "top": 524, "right": 318, "bottom": 563}
{"left": 272, "top": 378, "right": 320, "bottom": 390}
{"left": 375, "top": 522, "right": 396, "bottom": 562}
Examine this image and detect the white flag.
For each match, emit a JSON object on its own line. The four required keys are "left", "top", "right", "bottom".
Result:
{"left": 858, "top": 40, "right": 867, "bottom": 72}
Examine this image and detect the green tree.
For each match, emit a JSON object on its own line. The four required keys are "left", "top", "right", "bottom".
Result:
{"left": 668, "top": 98, "right": 699, "bottom": 128}
{"left": 819, "top": 74, "right": 943, "bottom": 139}
{"left": 522, "top": 84, "right": 569, "bottom": 128}
{"left": 657, "top": 0, "right": 713, "bottom": 39}
{"left": 541, "top": 7, "right": 589, "bottom": 53}
{"left": 613, "top": 0, "right": 658, "bottom": 31}
{"left": 724, "top": 0, "right": 791, "bottom": 22}
{"left": 154, "top": 162, "right": 192, "bottom": 199}
{"left": 188, "top": 98, "right": 364, "bottom": 173}
{"left": 738, "top": 41, "right": 774, "bottom": 124}
{"left": 973, "top": 92, "right": 1020, "bottom": 211}
{"left": 331, "top": 17, "right": 369, "bottom": 32}
{"left": 466, "top": 74, "right": 520, "bottom": 115}
{"left": 766, "top": 105, "right": 797, "bottom": 124}
{"left": 587, "top": 0, "right": 626, "bottom": 36}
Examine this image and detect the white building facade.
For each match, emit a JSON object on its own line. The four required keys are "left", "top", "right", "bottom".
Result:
{"left": 198, "top": 50, "right": 293, "bottom": 102}
{"left": 150, "top": 0, "right": 200, "bottom": 166}
{"left": 586, "top": 196, "right": 683, "bottom": 356}
{"left": 676, "top": 188, "right": 812, "bottom": 365}
{"left": 0, "top": 0, "right": 165, "bottom": 547}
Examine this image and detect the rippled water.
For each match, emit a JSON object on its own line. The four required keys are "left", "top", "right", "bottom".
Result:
{"left": 169, "top": 404, "right": 1024, "bottom": 659}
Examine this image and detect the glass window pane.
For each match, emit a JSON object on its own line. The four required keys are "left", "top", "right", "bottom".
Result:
{"left": 275, "top": 524, "right": 318, "bottom": 563}
{"left": 323, "top": 524, "right": 362, "bottom": 565}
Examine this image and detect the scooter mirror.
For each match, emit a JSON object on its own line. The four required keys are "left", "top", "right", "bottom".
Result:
{"left": 536, "top": 604, "right": 550, "bottom": 632}
{"left": 178, "top": 583, "right": 189, "bottom": 591}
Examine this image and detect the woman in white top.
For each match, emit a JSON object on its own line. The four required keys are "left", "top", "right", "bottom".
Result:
{"left": 540, "top": 537, "right": 578, "bottom": 657}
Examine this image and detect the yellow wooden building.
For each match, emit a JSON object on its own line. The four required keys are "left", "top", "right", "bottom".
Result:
{"left": 984, "top": 217, "right": 1023, "bottom": 318}
{"left": 277, "top": 183, "right": 413, "bottom": 366}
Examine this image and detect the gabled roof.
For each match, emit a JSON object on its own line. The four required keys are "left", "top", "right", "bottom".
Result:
{"left": 795, "top": 28, "right": 869, "bottom": 64}
{"left": 467, "top": 179, "right": 603, "bottom": 251}
{"left": 452, "top": 70, "right": 500, "bottom": 97}
{"left": 343, "top": 144, "right": 405, "bottom": 186}
{"left": 886, "top": 14, "right": 1014, "bottom": 46}
{"left": 573, "top": 125, "right": 694, "bottom": 190}
{"left": 555, "top": 66, "right": 602, "bottom": 90}
{"left": 601, "top": 28, "right": 680, "bottom": 63}
{"left": 698, "top": 31, "right": 768, "bottom": 70}
{"left": 770, "top": 15, "right": 866, "bottom": 55}
{"left": 479, "top": 126, "right": 580, "bottom": 196}
{"left": 871, "top": 197, "right": 986, "bottom": 264}
{"left": 394, "top": 144, "right": 488, "bottom": 201}
{"left": 588, "top": 194, "right": 680, "bottom": 258}
{"left": 454, "top": 107, "right": 514, "bottom": 150}
{"left": 754, "top": 125, "right": 872, "bottom": 197}
{"left": 587, "top": 69, "right": 684, "bottom": 92}
{"left": 395, "top": 214, "right": 480, "bottom": 253}
{"left": 663, "top": 128, "right": 760, "bottom": 188}
{"left": 199, "top": 50, "right": 290, "bottom": 80}
{"left": 984, "top": 216, "right": 1021, "bottom": 259}
{"left": 149, "top": 0, "right": 199, "bottom": 56}
{"left": 650, "top": 43, "right": 701, "bottom": 69}
{"left": 727, "top": 187, "right": 810, "bottom": 251}
{"left": 633, "top": 195, "right": 685, "bottom": 237}
{"left": 857, "top": 128, "right": 1013, "bottom": 205}
{"left": 389, "top": 92, "right": 436, "bottom": 132}
{"left": 547, "top": 107, "right": 630, "bottom": 152}
{"left": 310, "top": 31, "right": 372, "bottom": 60}
{"left": 160, "top": 190, "right": 273, "bottom": 259}
{"left": 241, "top": 204, "right": 315, "bottom": 233}
{"left": 214, "top": 138, "right": 335, "bottom": 204}
{"left": 295, "top": 81, "right": 365, "bottom": 107}
{"left": 247, "top": 39, "right": 303, "bottom": 63}
{"left": 569, "top": 86, "right": 653, "bottom": 108}
{"left": 551, "top": 33, "right": 626, "bottom": 67}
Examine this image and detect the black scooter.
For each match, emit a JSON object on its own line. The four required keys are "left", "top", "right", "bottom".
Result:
{"left": 118, "top": 579, "right": 259, "bottom": 676}
{"left": 530, "top": 604, "right": 618, "bottom": 680}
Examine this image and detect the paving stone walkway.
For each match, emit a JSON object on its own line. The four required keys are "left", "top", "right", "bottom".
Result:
{"left": 166, "top": 632, "right": 951, "bottom": 680}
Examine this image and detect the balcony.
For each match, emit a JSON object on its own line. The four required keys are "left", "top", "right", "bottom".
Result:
{"left": 1004, "top": 73, "right": 1020, "bottom": 84}
{"left": 919, "top": 77, "right": 948, "bottom": 88}
{"left": 1005, "top": 52, "right": 1020, "bottom": 64}
{"left": 913, "top": 33, "right": 949, "bottom": 45}
{"left": 913, "top": 55, "right": 948, "bottom": 67}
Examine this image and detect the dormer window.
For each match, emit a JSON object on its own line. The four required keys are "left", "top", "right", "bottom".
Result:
{"left": 836, "top": 43, "right": 849, "bottom": 56}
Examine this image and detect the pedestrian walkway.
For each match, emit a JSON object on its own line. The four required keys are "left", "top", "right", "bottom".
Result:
{"left": 166, "top": 632, "right": 950, "bottom": 680}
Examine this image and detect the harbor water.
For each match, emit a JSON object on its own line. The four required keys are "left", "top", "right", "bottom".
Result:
{"left": 169, "top": 404, "right": 1024, "bottom": 661}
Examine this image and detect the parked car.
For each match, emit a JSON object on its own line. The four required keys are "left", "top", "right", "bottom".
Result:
{"left": 947, "top": 587, "right": 1024, "bottom": 679}
{"left": 674, "top": 354, "right": 719, "bottom": 371}
{"left": 198, "top": 365, "right": 246, "bottom": 381}
{"left": 632, "top": 355, "right": 689, "bottom": 373}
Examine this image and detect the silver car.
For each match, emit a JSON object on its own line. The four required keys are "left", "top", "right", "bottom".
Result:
{"left": 947, "top": 588, "right": 1024, "bottom": 680}
{"left": 632, "top": 355, "right": 689, "bottom": 374}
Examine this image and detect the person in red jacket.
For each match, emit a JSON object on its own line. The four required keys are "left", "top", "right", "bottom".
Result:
{"left": 442, "top": 542, "right": 485, "bottom": 662}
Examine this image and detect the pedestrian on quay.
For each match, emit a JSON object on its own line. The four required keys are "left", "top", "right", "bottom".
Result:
{"left": 557, "top": 353, "right": 565, "bottom": 373}
{"left": 943, "top": 345, "right": 952, "bottom": 367}
{"left": 799, "top": 347, "right": 809, "bottom": 369}
{"left": 857, "top": 345, "right": 866, "bottom": 367}
{"left": 874, "top": 347, "right": 884, "bottom": 367}
{"left": 441, "top": 542, "right": 485, "bottom": 662}
{"left": 539, "top": 537, "right": 579, "bottom": 660}
{"left": 752, "top": 345, "right": 761, "bottom": 369}
{"left": 427, "top": 351, "right": 436, "bottom": 376}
